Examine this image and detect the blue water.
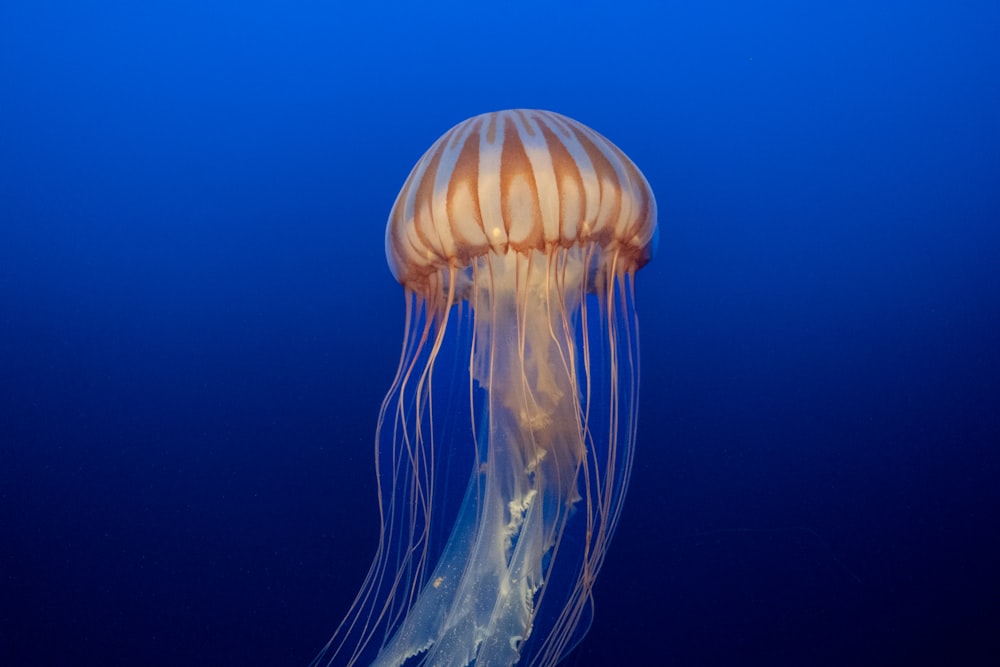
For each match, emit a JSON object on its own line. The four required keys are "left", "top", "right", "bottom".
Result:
{"left": 2, "top": 2, "right": 998, "bottom": 665}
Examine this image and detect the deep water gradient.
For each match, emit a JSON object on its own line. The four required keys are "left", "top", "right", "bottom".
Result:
{"left": 1, "top": 2, "right": 998, "bottom": 665}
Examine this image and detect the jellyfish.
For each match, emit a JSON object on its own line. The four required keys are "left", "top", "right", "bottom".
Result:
{"left": 315, "top": 109, "right": 657, "bottom": 666}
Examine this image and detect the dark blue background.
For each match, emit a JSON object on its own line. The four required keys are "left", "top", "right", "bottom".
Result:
{"left": 2, "top": 1, "right": 998, "bottom": 665}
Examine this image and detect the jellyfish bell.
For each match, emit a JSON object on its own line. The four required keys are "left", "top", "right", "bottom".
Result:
{"left": 316, "top": 109, "right": 656, "bottom": 666}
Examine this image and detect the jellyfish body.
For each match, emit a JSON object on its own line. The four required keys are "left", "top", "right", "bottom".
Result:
{"left": 316, "top": 110, "right": 657, "bottom": 666}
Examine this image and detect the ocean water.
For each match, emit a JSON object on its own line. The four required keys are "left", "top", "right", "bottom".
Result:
{"left": 1, "top": 2, "right": 998, "bottom": 665}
